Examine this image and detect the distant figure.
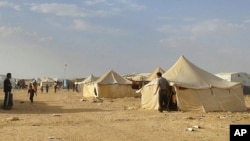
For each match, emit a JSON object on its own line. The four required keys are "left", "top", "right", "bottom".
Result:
{"left": 67, "top": 84, "right": 70, "bottom": 91}
{"left": 75, "top": 83, "right": 79, "bottom": 92}
{"left": 33, "top": 80, "right": 37, "bottom": 93}
{"left": 54, "top": 83, "right": 58, "bottom": 93}
{"left": 73, "top": 83, "right": 75, "bottom": 92}
{"left": 154, "top": 72, "right": 171, "bottom": 113}
{"left": 3, "top": 73, "right": 13, "bottom": 110}
{"left": 94, "top": 88, "right": 98, "bottom": 97}
{"left": 28, "top": 85, "right": 36, "bottom": 103}
{"left": 40, "top": 86, "right": 44, "bottom": 93}
{"left": 45, "top": 84, "right": 49, "bottom": 93}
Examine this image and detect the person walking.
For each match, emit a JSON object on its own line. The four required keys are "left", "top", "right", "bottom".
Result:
{"left": 154, "top": 72, "right": 171, "bottom": 113}
{"left": 28, "top": 85, "right": 36, "bottom": 103}
{"left": 54, "top": 83, "right": 57, "bottom": 93}
{"left": 45, "top": 84, "right": 49, "bottom": 93}
{"left": 3, "top": 73, "right": 13, "bottom": 110}
{"left": 40, "top": 86, "right": 44, "bottom": 93}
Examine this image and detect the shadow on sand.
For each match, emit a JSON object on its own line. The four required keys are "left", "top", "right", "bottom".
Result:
{"left": 0, "top": 100, "right": 111, "bottom": 114}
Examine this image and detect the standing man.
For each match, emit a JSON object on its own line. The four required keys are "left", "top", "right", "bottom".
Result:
{"left": 3, "top": 73, "right": 13, "bottom": 110}
{"left": 45, "top": 84, "right": 49, "bottom": 93}
{"left": 154, "top": 72, "right": 171, "bottom": 113}
{"left": 54, "top": 82, "right": 58, "bottom": 93}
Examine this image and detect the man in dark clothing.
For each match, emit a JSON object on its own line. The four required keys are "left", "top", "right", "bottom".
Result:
{"left": 54, "top": 83, "right": 57, "bottom": 93}
{"left": 154, "top": 72, "right": 171, "bottom": 113}
{"left": 45, "top": 84, "right": 49, "bottom": 93}
{"left": 3, "top": 73, "right": 13, "bottom": 110}
{"left": 28, "top": 85, "right": 36, "bottom": 103}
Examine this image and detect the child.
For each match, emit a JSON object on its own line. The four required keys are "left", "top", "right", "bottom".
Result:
{"left": 28, "top": 85, "right": 36, "bottom": 103}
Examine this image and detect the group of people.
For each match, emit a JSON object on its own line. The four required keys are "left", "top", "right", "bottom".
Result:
{"left": 3, "top": 72, "right": 173, "bottom": 113}
{"left": 40, "top": 84, "right": 50, "bottom": 93}
{"left": 2, "top": 73, "right": 59, "bottom": 110}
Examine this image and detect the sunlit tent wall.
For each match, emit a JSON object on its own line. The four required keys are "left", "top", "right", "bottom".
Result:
{"left": 80, "top": 74, "right": 97, "bottom": 94}
{"left": 83, "top": 70, "right": 136, "bottom": 98}
{"left": 141, "top": 55, "right": 247, "bottom": 112}
{"left": 40, "top": 77, "right": 55, "bottom": 87}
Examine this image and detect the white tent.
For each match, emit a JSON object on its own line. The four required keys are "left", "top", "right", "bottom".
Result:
{"left": 125, "top": 73, "right": 151, "bottom": 82}
{"left": 145, "top": 67, "right": 165, "bottom": 81}
{"left": 83, "top": 74, "right": 98, "bottom": 83}
{"left": 141, "top": 56, "right": 247, "bottom": 112}
{"left": 76, "top": 74, "right": 98, "bottom": 93}
{"left": 40, "top": 76, "right": 55, "bottom": 87}
{"left": 216, "top": 72, "right": 250, "bottom": 95}
{"left": 216, "top": 72, "right": 250, "bottom": 86}
{"left": 83, "top": 70, "right": 136, "bottom": 98}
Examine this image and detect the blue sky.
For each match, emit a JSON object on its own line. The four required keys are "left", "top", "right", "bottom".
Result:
{"left": 1, "top": 0, "right": 250, "bottom": 79}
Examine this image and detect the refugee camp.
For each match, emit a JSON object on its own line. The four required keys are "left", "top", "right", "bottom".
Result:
{"left": 1, "top": 1, "right": 250, "bottom": 141}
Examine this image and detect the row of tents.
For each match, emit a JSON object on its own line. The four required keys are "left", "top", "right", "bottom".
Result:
{"left": 80, "top": 55, "right": 247, "bottom": 113}
{"left": 1, "top": 55, "right": 247, "bottom": 112}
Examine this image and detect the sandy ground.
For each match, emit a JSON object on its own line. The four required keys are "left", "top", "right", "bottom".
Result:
{"left": 0, "top": 89, "right": 250, "bottom": 141}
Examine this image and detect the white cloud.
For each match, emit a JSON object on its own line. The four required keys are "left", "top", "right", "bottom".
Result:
{"left": 84, "top": 0, "right": 108, "bottom": 6}
{"left": 156, "top": 25, "right": 180, "bottom": 34}
{"left": 190, "top": 19, "right": 246, "bottom": 39}
{"left": 0, "top": 1, "right": 20, "bottom": 11}
{"left": 30, "top": 3, "right": 119, "bottom": 18}
{"left": 243, "top": 19, "right": 250, "bottom": 24}
{"left": 160, "top": 37, "right": 196, "bottom": 49}
{"left": 73, "top": 20, "right": 94, "bottom": 31}
{"left": 72, "top": 19, "right": 126, "bottom": 34}
{"left": 0, "top": 26, "right": 22, "bottom": 37}
{"left": 30, "top": 3, "right": 87, "bottom": 17}
{"left": 120, "top": 0, "right": 146, "bottom": 10}
{"left": 0, "top": 26, "right": 52, "bottom": 42}
{"left": 158, "top": 19, "right": 249, "bottom": 49}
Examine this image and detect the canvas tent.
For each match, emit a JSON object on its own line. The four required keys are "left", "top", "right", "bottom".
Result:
{"left": 40, "top": 76, "right": 55, "bottom": 87}
{"left": 77, "top": 74, "right": 98, "bottom": 94}
{"left": 216, "top": 72, "right": 250, "bottom": 95}
{"left": 83, "top": 70, "right": 136, "bottom": 98}
{"left": 141, "top": 55, "right": 247, "bottom": 112}
{"left": 145, "top": 67, "right": 165, "bottom": 81}
{"left": 83, "top": 74, "right": 98, "bottom": 83}
{"left": 125, "top": 73, "right": 151, "bottom": 82}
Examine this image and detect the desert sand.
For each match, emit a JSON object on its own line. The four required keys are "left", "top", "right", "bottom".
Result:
{"left": 0, "top": 88, "right": 250, "bottom": 141}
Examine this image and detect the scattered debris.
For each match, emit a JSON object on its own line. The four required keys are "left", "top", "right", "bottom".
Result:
{"left": 186, "top": 128, "right": 194, "bottom": 131}
{"left": 92, "top": 97, "right": 103, "bottom": 103}
{"left": 218, "top": 115, "right": 233, "bottom": 119}
{"left": 124, "top": 105, "right": 139, "bottom": 110}
{"left": 52, "top": 114, "right": 61, "bottom": 117}
{"left": 184, "top": 116, "right": 194, "bottom": 120}
{"left": 6, "top": 117, "right": 19, "bottom": 121}
{"left": 192, "top": 125, "right": 200, "bottom": 129}
{"left": 186, "top": 125, "right": 201, "bottom": 131}
{"left": 79, "top": 98, "right": 87, "bottom": 101}
{"left": 48, "top": 136, "right": 61, "bottom": 140}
